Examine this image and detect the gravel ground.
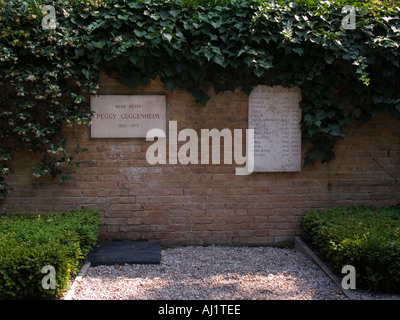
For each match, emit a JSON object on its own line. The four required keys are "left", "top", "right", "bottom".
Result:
{"left": 70, "top": 246, "right": 399, "bottom": 300}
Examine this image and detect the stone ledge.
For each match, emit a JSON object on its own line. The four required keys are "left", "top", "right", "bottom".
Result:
{"left": 294, "top": 236, "right": 356, "bottom": 300}
{"left": 62, "top": 261, "right": 91, "bottom": 300}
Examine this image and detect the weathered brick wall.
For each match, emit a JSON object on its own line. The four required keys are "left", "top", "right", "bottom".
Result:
{"left": 2, "top": 72, "right": 399, "bottom": 246}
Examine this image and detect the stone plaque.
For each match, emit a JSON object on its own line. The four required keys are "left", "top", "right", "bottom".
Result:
{"left": 90, "top": 95, "right": 166, "bottom": 138}
{"left": 249, "top": 85, "right": 302, "bottom": 172}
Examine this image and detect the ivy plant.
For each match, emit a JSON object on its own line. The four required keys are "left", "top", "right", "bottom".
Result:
{"left": 0, "top": 0, "right": 399, "bottom": 202}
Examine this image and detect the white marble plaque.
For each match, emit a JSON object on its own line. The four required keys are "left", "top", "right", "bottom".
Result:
{"left": 249, "top": 85, "right": 302, "bottom": 172}
{"left": 90, "top": 95, "right": 166, "bottom": 138}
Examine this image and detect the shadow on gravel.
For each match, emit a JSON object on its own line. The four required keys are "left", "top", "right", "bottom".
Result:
{"left": 80, "top": 246, "right": 347, "bottom": 300}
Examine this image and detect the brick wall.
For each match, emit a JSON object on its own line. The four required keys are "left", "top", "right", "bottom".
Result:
{"left": 1, "top": 72, "right": 399, "bottom": 246}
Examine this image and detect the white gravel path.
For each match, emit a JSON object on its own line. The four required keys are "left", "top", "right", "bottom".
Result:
{"left": 69, "top": 246, "right": 399, "bottom": 300}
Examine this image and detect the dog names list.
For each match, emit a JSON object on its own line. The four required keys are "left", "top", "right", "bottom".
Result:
{"left": 249, "top": 85, "right": 302, "bottom": 172}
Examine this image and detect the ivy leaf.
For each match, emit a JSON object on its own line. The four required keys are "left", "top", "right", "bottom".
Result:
{"left": 60, "top": 175, "right": 73, "bottom": 183}
{"left": 134, "top": 30, "right": 146, "bottom": 37}
{"left": 117, "top": 14, "right": 129, "bottom": 21}
{"left": 162, "top": 66, "right": 175, "bottom": 77}
{"left": 164, "top": 78, "right": 177, "bottom": 92}
{"left": 210, "top": 20, "right": 220, "bottom": 29}
{"left": 169, "top": 10, "right": 181, "bottom": 18}
{"left": 293, "top": 47, "right": 303, "bottom": 55}
{"left": 191, "top": 89, "right": 209, "bottom": 105}
{"left": 303, "top": 157, "right": 314, "bottom": 167}
{"left": 307, "top": 148, "right": 327, "bottom": 160}
{"left": 324, "top": 55, "right": 334, "bottom": 64}
{"left": 329, "top": 124, "right": 343, "bottom": 137}
{"left": 258, "top": 60, "right": 273, "bottom": 70}
{"left": 128, "top": 2, "right": 142, "bottom": 9}
{"left": 163, "top": 33, "right": 173, "bottom": 42}
{"left": 213, "top": 55, "right": 226, "bottom": 67}
{"left": 75, "top": 47, "right": 85, "bottom": 57}
{"left": 159, "top": 11, "right": 169, "bottom": 20}
{"left": 129, "top": 56, "right": 138, "bottom": 64}
{"left": 92, "top": 40, "right": 106, "bottom": 49}
{"left": 204, "top": 50, "right": 213, "bottom": 61}
{"left": 306, "top": 126, "right": 319, "bottom": 137}
{"left": 82, "top": 69, "right": 91, "bottom": 80}
{"left": 88, "top": 20, "right": 106, "bottom": 32}
{"left": 254, "top": 67, "right": 264, "bottom": 78}
{"left": 189, "top": 67, "right": 203, "bottom": 81}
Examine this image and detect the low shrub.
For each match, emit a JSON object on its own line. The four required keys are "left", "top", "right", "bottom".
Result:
{"left": 0, "top": 209, "right": 100, "bottom": 299}
{"left": 302, "top": 205, "right": 400, "bottom": 293}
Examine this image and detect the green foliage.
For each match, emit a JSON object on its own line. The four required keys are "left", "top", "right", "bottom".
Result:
{"left": 1, "top": 0, "right": 399, "bottom": 201}
{"left": 0, "top": 0, "right": 96, "bottom": 201}
{"left": 302, "top": 205, "right": 400, "bottom": 293}
{"left": 0, "top": 208, "right": 100, "bottom": 299}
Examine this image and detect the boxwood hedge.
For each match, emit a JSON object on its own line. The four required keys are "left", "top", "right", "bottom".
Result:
{"left": 302, "top": 205, "right": 400, "bottom": 293}
{"left": 0, "top": 208, "right": 100, "bottom": 299}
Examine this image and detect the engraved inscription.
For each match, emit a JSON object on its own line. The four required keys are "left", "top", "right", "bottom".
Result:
{"left": 249, "top": 85, "right": 302, "bottom": 172}
{"left": 90, "top": 95, "right": 166, "bottom": 138}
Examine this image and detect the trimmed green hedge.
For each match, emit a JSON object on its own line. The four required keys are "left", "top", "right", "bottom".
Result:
{"left": 0, "top": 209, "right": 100, "bottom": 299}
{"left": 302, "top": 205, "right": 400, "bottom": 293}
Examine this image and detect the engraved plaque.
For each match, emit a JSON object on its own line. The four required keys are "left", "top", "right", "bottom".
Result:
{"left": 90, "top": 95, "right": 166, "bottom": 138}
{"left": 249, "top": 85, "right": 302, "bottom": 172}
